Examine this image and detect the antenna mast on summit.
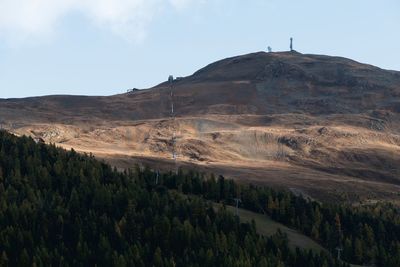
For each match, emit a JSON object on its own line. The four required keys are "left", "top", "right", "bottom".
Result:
{"left": 290, "top": 37, "right": 293, "bottom": 51}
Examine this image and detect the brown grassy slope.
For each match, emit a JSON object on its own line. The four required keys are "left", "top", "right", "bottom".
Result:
{"left": 1, "top": 51, "right": 400, "bottom": 203}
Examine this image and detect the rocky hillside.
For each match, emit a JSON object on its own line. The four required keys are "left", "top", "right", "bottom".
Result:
{"left": 1, "top": 51, "right": 400, "bottom": 203}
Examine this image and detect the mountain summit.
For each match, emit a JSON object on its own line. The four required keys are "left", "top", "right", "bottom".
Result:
{"left": 1, "top": 52, "right": 400, "bottom": 202}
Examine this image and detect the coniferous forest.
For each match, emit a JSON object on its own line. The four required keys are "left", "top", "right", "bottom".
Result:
{"left": 0, "top": 130, "right": 399, "bottom": 266}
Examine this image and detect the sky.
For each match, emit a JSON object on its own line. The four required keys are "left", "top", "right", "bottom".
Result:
{"left": 0, "top": 0, "right": 399, "bottom": 98}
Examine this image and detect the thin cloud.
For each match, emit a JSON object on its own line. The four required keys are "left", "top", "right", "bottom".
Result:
{"left": 0, "top": 0, "right": 199, "bottom": 43}
{"left": 169, "top": 0, "right": 198, "bottom": 10}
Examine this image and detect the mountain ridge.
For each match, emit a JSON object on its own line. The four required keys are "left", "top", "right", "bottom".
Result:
{"left": 1, "top": 51, "right": 400, "bottom": 203}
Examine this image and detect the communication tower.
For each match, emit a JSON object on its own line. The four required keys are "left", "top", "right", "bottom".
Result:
{"left": 168, "top": 75, "right": 178, "bottom": 174}
{"left": 290, "top": 37, "right": 293, "bottom": 51}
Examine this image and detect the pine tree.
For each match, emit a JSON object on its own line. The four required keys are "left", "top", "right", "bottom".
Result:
{"left": 0, "top": 251, "right": 8, "bottom": 266}
{"left": 19, "top": 249, "right": 30, "bottom": 266}
{"left": 354, "top": 237, "right": 363, "bottom": 263}
{"left": 153, "top": 247, "right": 164, "bottom": 267}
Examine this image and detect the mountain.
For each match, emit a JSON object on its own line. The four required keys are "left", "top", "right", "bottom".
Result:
{"left": 1, "top": 51, "right": 400, "bottom": 203}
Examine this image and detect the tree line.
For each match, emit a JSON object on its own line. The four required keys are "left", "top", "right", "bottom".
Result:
{"left": 158, "top": 169, "right": 400, "bottom": 266}
{"left": 0, "top": 130, "right": 346, "bottom": 267}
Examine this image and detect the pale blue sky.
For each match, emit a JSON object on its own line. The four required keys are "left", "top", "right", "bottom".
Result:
{"left": 0, "top": 0, "right": 399, "bottom": 98}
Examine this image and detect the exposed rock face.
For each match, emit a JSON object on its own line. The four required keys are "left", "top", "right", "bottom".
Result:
{"left": 1, "top": 51, "right": 400, "bottom": 203}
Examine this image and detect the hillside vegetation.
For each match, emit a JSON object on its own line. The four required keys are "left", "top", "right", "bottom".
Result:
{"left": 0, "top": 131, "right": 399, "bottom": 266}
{"left": 0, "top": 131, "right": 345, "bottom": 267}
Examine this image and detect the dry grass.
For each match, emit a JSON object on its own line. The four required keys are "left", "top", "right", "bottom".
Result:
{"left": 10, "top": 114, "right": 400, "bottom": 204}
{"left": 214, "top": 204, "right": 325, "bottom": 252}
